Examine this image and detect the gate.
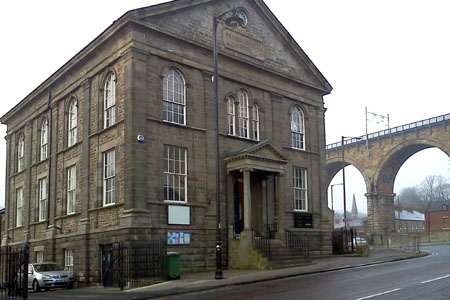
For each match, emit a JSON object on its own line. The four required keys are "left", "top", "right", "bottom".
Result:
{"left": 101, "top": 240, "right": 166, "bottom": 289}
{"left": 332, "top": 228, "right": 356, "bottom": 254}
{"left": 0, "top": 245, "right": 29, "bottom": 300}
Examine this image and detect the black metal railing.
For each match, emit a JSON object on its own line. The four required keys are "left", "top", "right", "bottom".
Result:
{"left": 332, "top": 228, "right": 356, "bottom": 254}
{"left": 0, "top": 245, "right": 29, "bottom": 300}
{"left": 264, "top": 224, "right": 277, "bottom": 240}
{"left": 285, "top": 230, "right": 309, "bottom": 258}
{"left": 101, "top": 240, "right": 166, "bottom": 289}
{"left": 252, "top": 229, "right": 271, "bottom": 258}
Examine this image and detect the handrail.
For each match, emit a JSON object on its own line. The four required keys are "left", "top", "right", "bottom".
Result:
{"left": 326, "top": 113, "right": 450, "bottom": 150}
{"left": 285, "top": 230, "right": 309, "bottom": 258}
{"left": 252, "top": 229, "right": 271, "bottom": 258}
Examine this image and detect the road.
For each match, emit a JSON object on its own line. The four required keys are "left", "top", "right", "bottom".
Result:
{"left": 152, "top": 246, "right": 450, "bottom": 300}
{"left": 27, "top": 246, "right": 450, "bottom": 300}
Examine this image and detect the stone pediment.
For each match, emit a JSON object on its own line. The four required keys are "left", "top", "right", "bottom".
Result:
{"left": 127, "top": 0, "right": 332, "bottom": 94}
{"left": 225, "top": 140, "right": 287, "bottom": 174}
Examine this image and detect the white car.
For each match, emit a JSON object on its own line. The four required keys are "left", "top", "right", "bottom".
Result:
{"left": 22, "top": 262, "right": 74, "bottom": 292}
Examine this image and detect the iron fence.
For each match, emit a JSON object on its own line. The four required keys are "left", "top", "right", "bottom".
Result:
{"left": 0, "top": 245, "right": 29, "bottom": 300}
{"left": 251, "top": 229, "right": 271, "bottom": 258}
{"left": 285, "top": 230, "right": 309, "bottom": 258}
{"left": 332, "top": 228, "right": 356, "bottom": 254}
{"left": 101, "top": 240, "right": 166, "bottom": 289}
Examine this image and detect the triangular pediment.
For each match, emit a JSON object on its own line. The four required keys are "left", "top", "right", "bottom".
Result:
{"left": 234, "top": 140, "right": 287, "bottom": 162}
{"left": 126, "top": 0, "right": 331, "bottom": 93}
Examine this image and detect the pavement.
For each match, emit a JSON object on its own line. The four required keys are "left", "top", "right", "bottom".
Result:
{"left": 68, "top": 247, "right": 427, "bottom": 300}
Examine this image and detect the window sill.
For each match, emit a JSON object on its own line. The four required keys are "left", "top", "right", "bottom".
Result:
{"left": 89, "top": 119, "right": 124, "bottom": 138}
{"left": 282, "top": 146, "right": 318, "bottom": 156}
{"left": 147, "top": 201, "right": 207, "bottom": 208}
{"left": 88, "top": 202, "right": 124, "bottom": 212}
{"left": 8, "top": 225, "right": 24, "bottom": 231}
{"left": 147, "top": 117, "right": 206, "bottom": 132}
{"left": 9, "top": 169, "right": 26, "bottom": 178}
{"left": 30, "top": 220, "right": 47, "bottom": 226}
{"left": 55, "top": 212, "right": 81, "bottom": 220}
{"left": 221, "top": 133, "right": 259, "bottom": 143}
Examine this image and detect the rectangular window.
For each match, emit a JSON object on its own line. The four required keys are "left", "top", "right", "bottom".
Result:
{"left": 103, "top": 149, "right": 116, "bottom": 206}
{"left": 293, "top": 167, "right": 307, "bottom": 211}
{"left": 164, "top": 146, "right": 187, "bottom": 202}
{"left": 252, "top": 105, "right": 259, "bottom": 141}
{"left": 67, "top": 166, "right": 76, "bottom": 214}
{"left": 443, "top": 217, "right": 448, "bottom": 224}
{"left": 38, "top": 178, "right": 47, "bottom": 221}
{"left": 64, "top": 248, "right": 74, "bottom": 274}
{"left": 36, "top": 251, "right": 44, "bottom": 263}
{"left": 227, "top": 99, "right": 235, "bottom": 135}
{"left": 16, "top": 187, "right": 23, "bottom": 227}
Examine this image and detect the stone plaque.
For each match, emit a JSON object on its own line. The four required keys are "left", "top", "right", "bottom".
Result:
{"left": 223, "top": 29, "right": 267, "bottom": 61}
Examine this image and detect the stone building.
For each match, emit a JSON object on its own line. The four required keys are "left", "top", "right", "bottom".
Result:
{"left": 0, "top": 0, "right": 332, "bottom": 285}
{"left": 395, "top": 210, "right": 425, "bottom": 233}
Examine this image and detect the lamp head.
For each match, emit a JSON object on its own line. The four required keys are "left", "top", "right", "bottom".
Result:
{"left": 225, "top": 10, "right": 246, "bottom": 27}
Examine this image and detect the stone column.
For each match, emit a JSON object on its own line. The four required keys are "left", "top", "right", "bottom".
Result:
{"left": 2, "top": 136, "right": 11, "bottom": 247}
{"left": 23, "top": 121, "right": 33, "bottom": 243}
{"left": 366, "top": 192, "right": 396, "bottom": 246}
{"left": 243, "top": 168, "right": 251, "bottom": 231}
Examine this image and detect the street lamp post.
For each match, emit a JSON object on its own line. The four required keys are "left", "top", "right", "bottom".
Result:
{"left": 341, "top": 136, "right": 362, "bottom": 229}
{"left": 213, "top": 9, "right": 245, "bottom": 280}
{"left": 330, "top": 183, "right": 343, "bottom": 212}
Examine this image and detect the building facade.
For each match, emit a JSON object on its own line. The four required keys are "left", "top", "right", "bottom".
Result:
{"left": 426, "top": 201, "right": 450, "bottom": 232}
{"left": 0, "top": 0, "right": 332, "bottom": 285}
{"left": 395, "top": 210, "right": 425, "bottom": 233}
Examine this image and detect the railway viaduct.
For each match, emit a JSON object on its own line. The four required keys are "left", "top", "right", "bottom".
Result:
{"left": 326, "top": 113, "right": 450, "bottom": 243}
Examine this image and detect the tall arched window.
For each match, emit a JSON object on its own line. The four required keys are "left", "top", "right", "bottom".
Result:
{"left": 17, "top": 134, "right": 24, "bottom": 172}
{"left": 227, "top": 97, "right": 235, "bottom": 135}
{"left": 68, "top": 99, "right": 77, "bottom": 147}
{"left": 252, "top": 104, "right": 259, "bottom": 141}
{"left": 104, "top": 72, "right": 116, "bottom": 128}
{"left": 238, "top": 90, "right": 249, "bottom": 138}
{"left": 40, "top": 118, "right": 48, "bottom": 161}
{"left": 291, "top": 106, "right": 305, "bottom": 150}
{"left": 163, "top": 68, "right": 186, "bottom": 125}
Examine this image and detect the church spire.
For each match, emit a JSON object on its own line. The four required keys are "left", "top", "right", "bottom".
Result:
{"left": 351, "top": 194, "right": 358, "bottom": 219}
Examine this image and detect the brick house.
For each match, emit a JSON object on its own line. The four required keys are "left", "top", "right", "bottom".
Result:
{"left": 0, "top": 0, "right": 332, "bottom": 285}
{"left": 425, "top": 201, "right": 450, "bottom": 232}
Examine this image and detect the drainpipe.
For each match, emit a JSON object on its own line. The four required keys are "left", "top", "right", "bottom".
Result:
{"left": 46, "top": 90, "right": 52, "bottom": 229}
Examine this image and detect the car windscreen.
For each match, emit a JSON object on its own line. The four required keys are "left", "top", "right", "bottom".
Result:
{"left": 34, "top": 264, "right": 65, "bottom": 272}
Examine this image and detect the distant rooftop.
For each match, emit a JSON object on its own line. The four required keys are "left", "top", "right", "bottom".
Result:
{"left": 395, "top": 210, "right": 424, "bottom": 221}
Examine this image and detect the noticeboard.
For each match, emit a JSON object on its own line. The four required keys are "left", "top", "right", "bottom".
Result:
{"left": 293, "top": 213, "right": 313, "bottom": 228}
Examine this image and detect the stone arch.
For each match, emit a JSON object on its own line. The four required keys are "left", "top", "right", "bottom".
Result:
{"left": 373, "top": 138, "right": 450, "bottom": 194}
{"left": 326, "top": 156, "right": 369, "bottom": 191}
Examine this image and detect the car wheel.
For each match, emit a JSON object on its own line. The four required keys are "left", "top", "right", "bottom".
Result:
{"left": 32, "top": 279, "right": 41, "bottom": 292}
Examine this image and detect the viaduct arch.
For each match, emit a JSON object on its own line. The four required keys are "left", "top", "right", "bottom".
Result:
{"left": 326, "top": 113, "right": 450, "bottom": 242}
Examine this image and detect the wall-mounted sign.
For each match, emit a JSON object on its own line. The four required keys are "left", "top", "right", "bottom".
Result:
{"left": 168, "top": 205, "right": 190, "bottom": 225}
{"left": 167, "top": 231, "right": 191, "bottom": 245}
{"left": 294, "top": 213, "right": 313, "bottom": 228}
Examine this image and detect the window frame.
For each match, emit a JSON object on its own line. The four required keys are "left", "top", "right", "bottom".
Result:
{"left": 103, "top": 149, "right": 116, "bottom": 206}
{"left": 238, "top": 90, "right": 249, "bottom": 138}
{"left": 293, "top": 167, "right": 308, "bottom": 212}
{"left": 291, "top": 106, "right": 305, "bottom": 150}
{"left": 17, "top": 134, "right": 25, "bottom": 172}
{"left": 164, "top": 146, "right": 187, "bottom": 203}
{"left": 36, "top": 251, "right": 44, "bottom": 263}
{"left": 40, "top": 118, "right": 49, "bottom": 161}
{"left": 162, "top": 68, "right": 186, "bottom": 125}
{"left": 38, "top": 178, "right": 47, "bottom": 222}
{"left": 252, "top": 104, "right": 260, "bottom": 141}
{"left": 226, "top": 97, "right": 235, "bottom": 136}
{"left": 67, "top": 165, "right": 76, "bottom": 215}
{"left": 68, "top": 99, "right": 78, "bottom": 147}
{"left": 64, "top": 248, "right": 74, "bottom": 274}
{"left": 16, "top": 187, "right": 23, "bottom": 227}
{"left": 104, "top": 72, "right": 116, "bottom": 129}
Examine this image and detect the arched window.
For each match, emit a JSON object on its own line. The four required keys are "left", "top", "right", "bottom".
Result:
{"left": 227, "top": 97, "right": 235, "bottom": 135}
{"left": 163, "top": 68, "right": 186, "bottom": 125}
{"left": 104, "top": 72, "right": 116, "bottom": 128}
{"left": 291, "top": 106, "right": 305, "bottom": 150}
{"left": 68, "top": 99, "right": 77, "bottom": 147}
{"left": 252, "top": 104, "right": 259, "bottom": 141}
{"left": 238, "top": 90, "right": 249, "bottom": 138}
{"left": 17, "top": 134, "right": 24, "bottom": 172}
{"left": 40, "top": 118, "right": 48, "bottom": 161}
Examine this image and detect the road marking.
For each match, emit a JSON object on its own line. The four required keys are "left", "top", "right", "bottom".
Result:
{"left": 354, "top": 288, "right": 401, "bottom": 300}
{"left": 421, "top": 274, "right": 450, "bottom": 284}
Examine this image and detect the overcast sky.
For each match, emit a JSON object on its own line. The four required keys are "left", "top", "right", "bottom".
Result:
{"left": 0, "top": 0, "right": 449, "bottom": 213}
